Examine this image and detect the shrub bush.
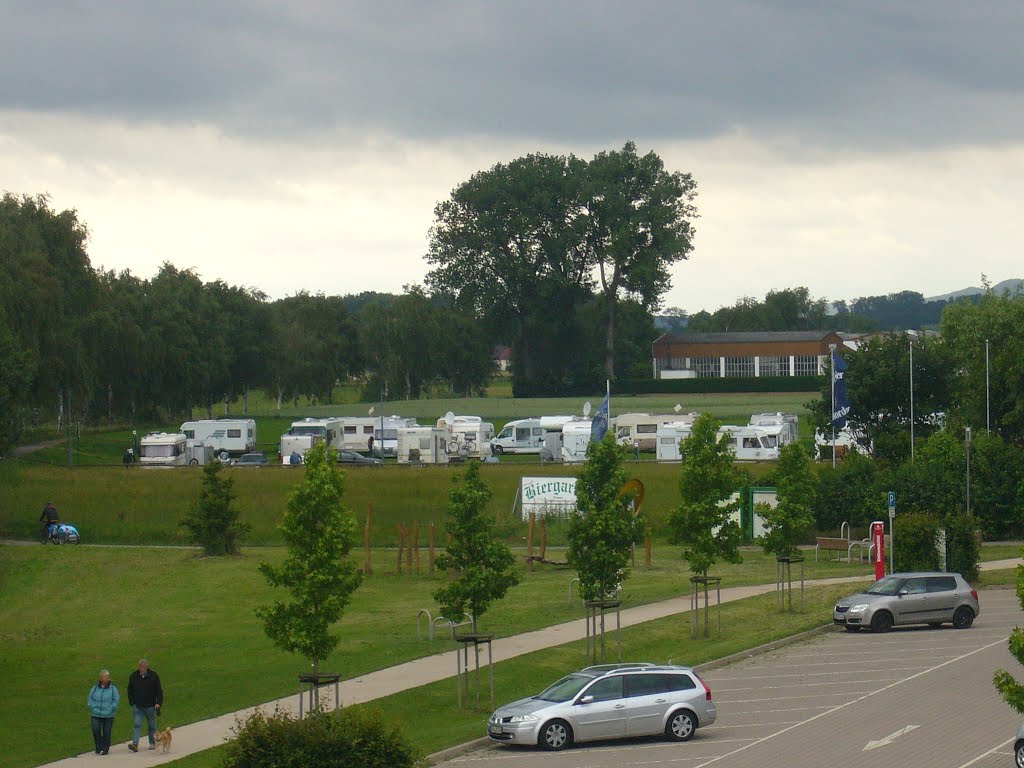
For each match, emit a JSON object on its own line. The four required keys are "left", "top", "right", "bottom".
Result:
{"left": 222, "top": 706, "right": 420, "bottom": 768}
{"left": 893, "top": 512, "right": 940, "bottom": 572}
{"left": 944, "top": 512, "right": 981, "bottom": 582}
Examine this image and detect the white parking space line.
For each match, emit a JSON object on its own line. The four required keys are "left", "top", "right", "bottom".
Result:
{"left": 715, "top": 690, "right": 886, "bottom": 705}
{"left": 709, "top": 665, "right": 930, "bottom": 682}
{"left": 687, "top": 636, "right": 1008, "bottom": 768}
{"left": 712, "top": 679, "right": 880, "bottom": 693}
{"left": 955, "top": 738, "right": 1015, "bottom": 768}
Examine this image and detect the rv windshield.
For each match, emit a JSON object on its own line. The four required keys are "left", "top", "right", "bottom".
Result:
{"left": 291, "top": 426, "right": 327, "bottom": 437}
{"left": 616, "top": 427, "right": 631, "bottom": 439}
{"left": 498, "top": 427, "right": 512, "bottom": 439}
{"left": 761, "top": 436, "right": 777, "bottom": 448}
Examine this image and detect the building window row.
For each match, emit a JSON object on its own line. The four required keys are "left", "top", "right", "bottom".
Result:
{"left": 656, "top": 354, "right": 825, "bottom": 378}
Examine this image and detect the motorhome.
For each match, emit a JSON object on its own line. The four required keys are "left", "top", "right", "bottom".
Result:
{"left": 490, "top": 418, "right": 544, "bottom": 455}
{"left": 538, "top": 416, "right": 577, "bottom": 461}
{"left": 561, "top": 419, "right": 593, "bottom": 463}
{"left": 436, "top": 415, "right": 494, "bottom": 459}
{"left": 279, "top": 418, "right": 344, "bottom": 463}
{"left": 374, "top": 416, "right": 418, "bottom": 457}
{"left": 747, "top": 413, "right": 799, "bottom": 446}
{"left": 337, "top": 418, "right": 378, "bottom": 453}
{"left": 655, "top": 421, "right": 695, "bottom": 461}
{"left": 614, "top": 412, "right": 695, "bottom": 452}
{"left": 718, "top": 425, "right": 781, "bottom": 461}
{"left": 139, "top": 432, "right": 189, "bottom": 467}
{"left": 179, "top": 419, "right": 257, "bottom": 459}
{"left": 815, "top": 426, "right": 870, "bottom": 460}
{"left": 396, "top": 426, "right": 449, "bottom": 464}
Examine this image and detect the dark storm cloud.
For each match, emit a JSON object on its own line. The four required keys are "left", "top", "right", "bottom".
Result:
{"left": 3, "top": 0, "right": 1023, "bottom": 148}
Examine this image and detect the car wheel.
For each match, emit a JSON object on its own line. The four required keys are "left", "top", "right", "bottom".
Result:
{"left": 1015, "top": 739, "right": 1024, "bottom": 768}
{"left": 218, "top": 451, "right": 230, "bottom": 462}
{"left": 492, "top": 445, "right": 503, "bottom": 455}
{"left": 189, "top": 459, "right": 199, "bottom": 466}
{"left": 953, "top": 606, "right": 975, "bottom": 629}
{"left": 539, "top": 719, "right": 572, "bottom": 751}
{"left": 666, "top": 709, "right": 697, "bottom": 742}
{"left": 844, "top": 626, "right": 862, "bottom": 632}
{"left": 871, "top": 610, "right": 894, "bottom": 633}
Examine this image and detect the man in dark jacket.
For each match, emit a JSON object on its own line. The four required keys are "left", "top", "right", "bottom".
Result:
{"left": 126, "top": 659, "right": 163, "bottom": 752}
{"left": 40, "top": 502, "right": 58, "bottom": 541}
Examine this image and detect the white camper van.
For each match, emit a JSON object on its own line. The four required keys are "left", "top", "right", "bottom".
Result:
{"left": 279, "top": 418, "right": 344, "bottom": 463}
{"left": 538, "top": 416, "right": 576, "bottom": 462}
{"left": 396, "top": 426, "right": 449, "bottom": 464}
{"left": 490, "top": 418, "right": 544, "bottom": 454}
{"left": 436, "top": 415, "right": 494, "bottom": 459}
{"left": 561, "top": 420, "right": 593, "bottom": 463}
{"left": 614, "top": 413, "right": 692, "bottom": 451}
{"left": 747, "top": 413, "right": 799, "bottom": 446}
{"left": 180, "top": 419, "right": 257, "bottom": 460}
{"left": 718, "top": 425, "right": 781, "bottom": 461}
{"left": 139, "top": 432, "right": 189, "bottom": 467}
{"left": 655, "top": 421, "right": 694, "bottom": 461}
{"left": 374, "top": 416, "right": 418, "bottom": 457}
{"left": 337, "top": 418, "right": 378, "bottom": 453}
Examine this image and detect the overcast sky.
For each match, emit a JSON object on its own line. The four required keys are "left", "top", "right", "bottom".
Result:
{"left": 2, "top": 1, "right": 1022, "bottom": 313}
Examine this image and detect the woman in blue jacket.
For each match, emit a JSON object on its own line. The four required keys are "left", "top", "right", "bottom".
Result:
{"left": 87, "top": 670, "right": 120, "bottom": 755}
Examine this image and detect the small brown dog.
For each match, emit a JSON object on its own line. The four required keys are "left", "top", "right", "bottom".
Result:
{"left": 154, "top": 726, "right": 173, "bottom": 753}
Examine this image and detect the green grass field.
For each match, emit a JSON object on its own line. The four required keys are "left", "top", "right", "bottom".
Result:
{"left": 1, "top": 542, "right": 875, "bottom": 768}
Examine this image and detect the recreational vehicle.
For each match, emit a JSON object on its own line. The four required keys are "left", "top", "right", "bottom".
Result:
{"left": 396, "top": 426, "right": 449, "bottom": 464}
{"left": 374, "top": 416, "right": 418, "bottom": 457}
{"left": 490, "top": 418, "right": 544, "bottom": 454}
{"left": 538, "top": 416, "right": 577, "bottom": 461}
{"left": 436, "top": 415, "right": 494, "bottom": 459}
{"left": 614, "top": 412, "right": 694, "bottom": 451}
{"left": 561, "top": 420, "right": 593, "bottom": 463}
{"left": 279, "top": 417, "right": 344, "bottom": 463}
{"left": 718, "top": 425, "right": 781, "bottom": 461}
{"left": 179, "top": 419, "right": 257, "bottom": 459}
{"left": 655, "top": 421, "right": 695, "bottom": 461}
{"left": 747, "top": 413, "right": 799, "bottom": 446}
{"left": 139, "top": 432, "right": 189, "bottom": 467}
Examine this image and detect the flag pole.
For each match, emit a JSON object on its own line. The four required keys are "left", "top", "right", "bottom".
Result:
{"left": 986, "top": 339, "right": 990, "bottom": 433}
{"left": 830, "top": 344, "right": 836, "bottom": 469}
{"left": 909, "top": 337, "right": 915, "bottom": 461}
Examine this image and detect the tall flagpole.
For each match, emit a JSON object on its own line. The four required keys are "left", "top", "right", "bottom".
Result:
{"left": 830, "top": 344, "right": 836, "bottom": 469}
{"left": 986, "top": 339, "right": 990, "bottom": 433}
{"left": 909, "top": 337, "right": 915, "bottom": 461}
{"left": 606, "top": 379, "right": 611, "bottom": 424}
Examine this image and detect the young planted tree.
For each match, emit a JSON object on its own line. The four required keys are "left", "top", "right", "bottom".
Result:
{"left": 256, "top": 443, "right": 363, "bottom": 682}
{"left": 993, "top": 554, "right": 1024, "bottom": 722}
{"left": 760, "top": 442, "right": 817, "bottom": 560}
{"left": 179, "top": 459, "right": 250, "bottom": 555}
{"left": 667, "top": 413, "right": 744, "bottom": 577}
{"left": 566, "top": 434, "right": 644, "bottom": 601}
{"left": 434, "top": 461, "right": 519, "bottom": 632}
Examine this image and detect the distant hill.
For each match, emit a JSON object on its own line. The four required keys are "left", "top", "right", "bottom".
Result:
{"left": 926, "top": 278, "right": 1023, "bottom": 303}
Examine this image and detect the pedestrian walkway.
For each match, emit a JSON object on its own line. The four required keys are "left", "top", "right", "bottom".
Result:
{"left": 37, "top": 560, "right": 1022, "bottom": 768}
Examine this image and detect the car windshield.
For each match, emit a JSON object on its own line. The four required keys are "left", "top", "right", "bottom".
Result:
{"left": 536, "top": 674, "right": 594, "bottom": 703}
{"left": 865, "top": 576, "right": 906, "bottom": 596}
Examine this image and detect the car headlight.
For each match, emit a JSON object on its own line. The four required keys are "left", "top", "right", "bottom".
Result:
{"left": 507, "top": 714, "right": 538, "bottom": 723}
{"left": 848, "top": 604, "right": 869, "bottom": 613}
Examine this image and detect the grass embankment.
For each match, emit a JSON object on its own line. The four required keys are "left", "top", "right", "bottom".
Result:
{"left": 0, "top": 543, "right": 871, "bottom": 768}
{"left": 0, "top": 460, "right": 777, "bottom": 545}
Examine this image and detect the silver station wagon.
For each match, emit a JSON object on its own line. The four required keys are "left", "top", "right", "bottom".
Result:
{"left": 833, "top": 572, "right": 980, "bottom": 632}
{"left": 487, "top": 663, "right": 716, "bottom": 751}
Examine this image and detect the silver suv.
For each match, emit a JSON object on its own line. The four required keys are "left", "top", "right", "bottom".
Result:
{"left": 487, "top": 663, "right": 716, "bottom": 751}
{"left": 833, "top": 572, "right": 980, "bottom": 632}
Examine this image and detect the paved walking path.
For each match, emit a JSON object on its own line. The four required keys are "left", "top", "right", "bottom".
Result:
{"left": 36, "top": 559, "right": 1022, "bottom": 768}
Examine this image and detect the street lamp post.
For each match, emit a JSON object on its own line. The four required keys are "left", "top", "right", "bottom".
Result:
{"left": 965, "top": 427, "right": 972, "bottom": 513}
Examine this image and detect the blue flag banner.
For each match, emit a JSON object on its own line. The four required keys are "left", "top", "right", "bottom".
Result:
{"left": 591, "top": 395, "right": 610, "bottom": 442}
{"left": 831, "top": 350, "right": 851, "bottom": 428}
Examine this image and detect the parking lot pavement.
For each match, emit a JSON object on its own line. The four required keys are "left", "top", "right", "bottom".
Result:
{"left": 440, "top": 589, "right": 1024, "bottom": 768}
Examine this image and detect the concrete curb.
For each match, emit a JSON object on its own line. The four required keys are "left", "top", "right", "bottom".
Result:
{"left": 425, "top": 621, "right": 840, "bottom": 764}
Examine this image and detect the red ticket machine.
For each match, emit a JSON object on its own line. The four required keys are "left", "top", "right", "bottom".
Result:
{"left": 871, "top": 520, "right": 886, "bottom": 580}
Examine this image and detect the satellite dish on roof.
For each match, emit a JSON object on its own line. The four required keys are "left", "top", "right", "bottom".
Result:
{"left": 369, "top": 406, "right": 375, "bottom": 416}
{"left": 674, "top": 403, "right": 682, "bottom": 413}
{"left": 582, "top": 401, "right": 592, "bottom": 417}
{"left": 445, "top": 411, "right": 456, "bottom": 425}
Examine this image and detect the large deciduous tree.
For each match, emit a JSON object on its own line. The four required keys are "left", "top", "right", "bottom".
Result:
{"left": 580, "top": 142, "right": 698, "bottom": 377}
{"left": 256, "top": 443, "right": 362, "bottom": 679}
{"left": 760, "top": 442, "right": 817, "bottom": 559}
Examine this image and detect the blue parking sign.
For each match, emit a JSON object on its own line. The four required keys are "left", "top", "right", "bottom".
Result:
{"left": 888, "top": 491, "right": 896, "bottom": 509}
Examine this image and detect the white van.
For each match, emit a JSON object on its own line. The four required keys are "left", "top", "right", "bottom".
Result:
{"left": 656, "top": 422, "right": 694, "bottom": 461}
{"left": 279, "top": 418, "right": 344, "bottom": 463}
{"left": 139, "top": 432, "right": 189, "bottom": 467}
{"left": 718, "top": 425, "right": 780, "bottom": 461}
{"left": 491, "top": 419, "right": 544, "bottom": 455}
{"left": 538, "top": 416, "right": 577, "bottom": 462}
{"left": 747, "top": 413, "right": 799, "bottom": 446}
{"left": 397, "top": 426, "right": 449, "bottom": 464}
{"left": 614, "top": 413, "right": 691, "bottom": 451}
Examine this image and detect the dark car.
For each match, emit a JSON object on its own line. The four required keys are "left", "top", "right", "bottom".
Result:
{"left": 234, "top": 452, "right": 269, "bottom": 467}
{"left": 336, "top": 450, "right": 382, "bottom": 465}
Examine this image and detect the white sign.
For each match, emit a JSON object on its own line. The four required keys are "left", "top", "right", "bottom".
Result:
{"left": 521, "top": 477, "right": 577, "bottom": 520}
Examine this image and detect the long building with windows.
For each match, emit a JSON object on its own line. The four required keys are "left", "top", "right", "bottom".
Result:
{"left": 651, "top": 331, "right": 844, "bottom": 379}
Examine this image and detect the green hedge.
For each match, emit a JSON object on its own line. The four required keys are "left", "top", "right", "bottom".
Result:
{"left": 617, "top": 376, "right": 822, "bottom": 394}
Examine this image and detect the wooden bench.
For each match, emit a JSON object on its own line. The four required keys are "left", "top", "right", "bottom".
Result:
{"left": 815, "top": 537, "right": 852, "bottom": 561}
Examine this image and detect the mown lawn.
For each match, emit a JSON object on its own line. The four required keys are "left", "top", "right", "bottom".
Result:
{"left": 0, "top": 543, "right": 871, "bottom": 768}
